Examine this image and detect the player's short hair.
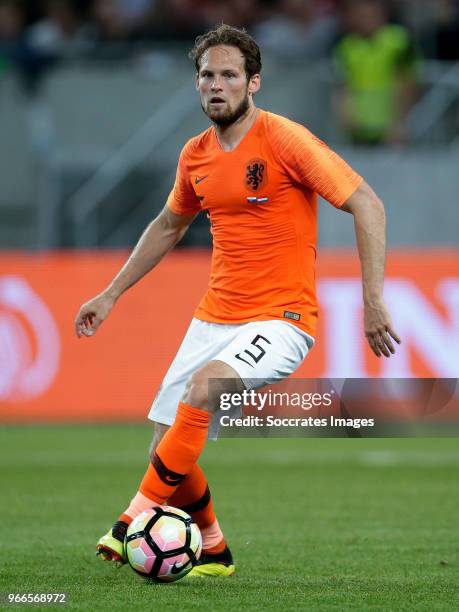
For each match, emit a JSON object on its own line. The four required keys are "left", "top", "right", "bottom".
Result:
{"left": 189, "top": 24, "right": 262, "bottom": 80}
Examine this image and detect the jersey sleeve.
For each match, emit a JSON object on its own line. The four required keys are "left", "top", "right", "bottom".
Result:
{"left": 167, "top": 143, "right": 202, "bottom": 216}
{"left": 269, "top": 115, "right": 362, "bottom": 208}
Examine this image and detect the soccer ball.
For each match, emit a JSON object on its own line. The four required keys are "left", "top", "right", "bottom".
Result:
{"left": 125, "top": 506, "right": 202, "bottom": 583}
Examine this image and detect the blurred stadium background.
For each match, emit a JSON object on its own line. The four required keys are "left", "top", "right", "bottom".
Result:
{"left": 0, "top": 0, "right": 458, "bottom": 416}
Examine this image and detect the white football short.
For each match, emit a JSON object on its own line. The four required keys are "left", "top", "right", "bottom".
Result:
{"left": 148, "top": 318, "right": 314, "bottom": 434}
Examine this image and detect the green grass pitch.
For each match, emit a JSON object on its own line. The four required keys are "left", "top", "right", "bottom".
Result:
{"left": 0, "top": 425, "right": 458, "bottom": 611}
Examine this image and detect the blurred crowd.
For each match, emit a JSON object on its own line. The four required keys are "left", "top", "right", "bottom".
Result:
{"left": 1, "top": 0, "right": 458, "bottom": 66}
{"left": 1, "top": 0, "right": 458, "bottom": 145}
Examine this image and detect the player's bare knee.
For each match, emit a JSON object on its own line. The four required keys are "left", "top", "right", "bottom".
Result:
{"left": 182, "top": 370, "right": 210, "bottom": 411}
{"left": 182, "top": 360, "right": 244, "bottom": 413}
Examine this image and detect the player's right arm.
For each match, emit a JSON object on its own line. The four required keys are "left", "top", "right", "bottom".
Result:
{"left": 74, "top": 205, "right": 196, "bottom": 338}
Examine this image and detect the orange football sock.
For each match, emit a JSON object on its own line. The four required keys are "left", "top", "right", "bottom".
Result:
{"left": 201, "top": 524, "right": 226, "bottom": 554}
{"left": 139, "top": 402, "right": 210, "bottom": 505}
{"left": 168, "top": 464, "right": 214, "bottom": 527}
{"left": 168, "top": 464, "right": 226, "bottom": 552}
{"left": 118, "top": 513, "right": 133, "bottom": 525}
{"left": 120, "top": 490, "right": 160, "bottom": 524}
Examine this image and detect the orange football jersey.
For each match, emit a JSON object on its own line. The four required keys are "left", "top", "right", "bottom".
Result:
{"left": 167, "top": 110, "right": 362, "bottom": 337}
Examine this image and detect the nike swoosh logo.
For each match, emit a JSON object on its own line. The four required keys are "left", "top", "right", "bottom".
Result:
{"left": 170, "top": 559, "right": 193, "bottom": 575}
{"left": 163, "top": 474, "right": 185, "bottom": 485}
{"left": 195, "top": 175, "right": 208, "bottom": 185}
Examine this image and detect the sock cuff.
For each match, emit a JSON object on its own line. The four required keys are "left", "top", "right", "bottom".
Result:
{"left": 125, "top": 490, "right": 161, "bottom": 518}
{"left": 177, "top": 402, "right": 211, "bottom": 427}
{"left": 118, "top": 513, "right": 133, "bottom": 525}
{"left": 200, "top": 519, "right": 225, "bottom": 551}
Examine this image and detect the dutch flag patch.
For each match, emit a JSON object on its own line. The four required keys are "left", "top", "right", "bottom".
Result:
{"left": 247, "top": 196, "right": 269, "bottom": 203}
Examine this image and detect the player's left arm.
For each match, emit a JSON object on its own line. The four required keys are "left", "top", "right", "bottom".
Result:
{"left": 341, "top": 181, "right": 401, "bottom": 357}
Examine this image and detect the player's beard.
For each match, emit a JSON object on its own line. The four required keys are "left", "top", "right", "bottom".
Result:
{"left": 202, "top": 92, "right": 250, "bottom": 127}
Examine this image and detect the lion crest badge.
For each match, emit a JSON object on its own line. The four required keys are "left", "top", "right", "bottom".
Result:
{"left": 245, "top": 158, "right": 267, "bottom": 192}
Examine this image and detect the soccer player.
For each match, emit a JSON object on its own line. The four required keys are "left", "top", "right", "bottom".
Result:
{"left": 75, "top": 24, "right": 401, "bottom": 577}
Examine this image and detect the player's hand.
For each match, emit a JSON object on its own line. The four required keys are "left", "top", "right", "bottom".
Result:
{"left": 75, "top": 291, "right": 116, "bottom": 338}
{"left": 364, "top": 299, "right": 401, "bottom": 358}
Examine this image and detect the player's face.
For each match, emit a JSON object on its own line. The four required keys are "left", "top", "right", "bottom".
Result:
{"left": 196, "top": 45, "right": 260, "bottom": 127}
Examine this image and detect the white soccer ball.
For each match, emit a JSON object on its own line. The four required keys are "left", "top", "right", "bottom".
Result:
{"left": 125, "top": 506, "right": 202, "bottom": 582}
